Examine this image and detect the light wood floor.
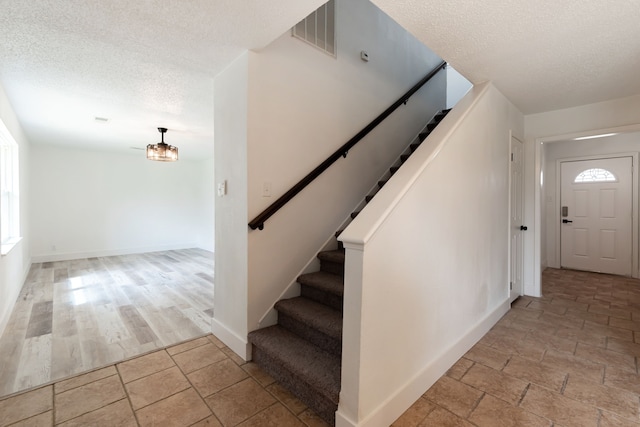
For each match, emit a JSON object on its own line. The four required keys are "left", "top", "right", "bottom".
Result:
{"left": 0, "top": 248, "right": 214, "bottom": 398}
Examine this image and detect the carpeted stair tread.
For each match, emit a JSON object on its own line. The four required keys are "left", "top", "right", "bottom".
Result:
{"left": 276, "top": 297, "right": 342, "bottom": 340}
{"left": 248, "top": 325, "right": 341, "bottom": 403}
{"left": 317, "top": 250, "right": 345, "bottom": 265}
{"left": 298, "top": 271, "right": 344, "bottom": 297}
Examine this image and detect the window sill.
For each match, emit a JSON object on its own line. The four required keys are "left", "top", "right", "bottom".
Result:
{"left": 1, "top": 236, "right": 22, "bottom": 256}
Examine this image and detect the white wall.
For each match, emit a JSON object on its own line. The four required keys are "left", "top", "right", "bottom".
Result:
{"left": 338, "top": 83, "right": 524, "bottom": 427}
{"left": 0, "top": 84, "right": 31, "bottom": 337}
{"left": 446, "top": 66, "right": 472, "bottom": 109}
{"left": 543, "top": 133, "right": 640, "bottom": 269}
{"left": 212, "top": 52, "right": 251, "bottom": 358}
{"left": 198, "top": 158, "right": 215, "bottom": 252}
{"left": 524, "top": 93, "right": 640, "bottom": 295}
{"left": 246, "top": 0, "right": 446, "bottom": 333}
{"left": 30, "top": 145, "right": 213, "bottom": 262}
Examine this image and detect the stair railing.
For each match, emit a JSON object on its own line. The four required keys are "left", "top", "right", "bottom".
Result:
{"left": 248, "top": 60, "right": 447, "bottom": 230}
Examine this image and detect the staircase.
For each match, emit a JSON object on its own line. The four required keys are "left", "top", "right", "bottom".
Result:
{"left": 247, "top": 108, "right": 451, "bottom": 425}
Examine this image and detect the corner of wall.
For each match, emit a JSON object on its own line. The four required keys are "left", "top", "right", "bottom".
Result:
{"left": 212, "top": 317, "right": 251, "bottom": 361}
{"left": 0, "top": 83, "right": 32, "bottom": 340}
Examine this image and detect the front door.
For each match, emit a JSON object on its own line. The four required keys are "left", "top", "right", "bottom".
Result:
{"left": 560, "top": 157, "right": 633, "bottom": 276}
{"left": 510, "top": 136, "right": 524, "bottom": 301}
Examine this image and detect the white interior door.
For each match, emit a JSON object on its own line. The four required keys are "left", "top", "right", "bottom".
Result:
{"left": 560, "top": 157, "right": 633, "bottom": 276}
{"left": 510, "top": 136, "right": 524, "bottom": 301}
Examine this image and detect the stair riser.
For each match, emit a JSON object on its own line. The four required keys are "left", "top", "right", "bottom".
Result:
{"left": 278, "top": 313, "right": 341, "bottom": 356}
{"left": 320, "top": 260, "right": 344, "bottom": 276}
{"left": 252, "top": 346, "right": 338, "bottom": 425}
{"left": 301, "top": 285, "right": 343, "bottom": 312}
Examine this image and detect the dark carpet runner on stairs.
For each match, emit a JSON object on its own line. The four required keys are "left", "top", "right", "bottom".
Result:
{"left": 247, "top": 109, "right": 450, "bottom": 425}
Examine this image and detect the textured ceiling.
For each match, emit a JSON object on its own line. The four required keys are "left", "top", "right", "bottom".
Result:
{"left": 1, "top": 1, "right": 639, "bottom": 159}
{"left": 0, "top": 0, "right": 325, "bottom": 158}
{"left": 370, "top": 0, "right": 640, "bottom": 114}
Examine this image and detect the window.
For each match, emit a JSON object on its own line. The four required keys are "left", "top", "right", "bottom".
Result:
{"left": 574, "top": 168, "right": 617, "bottom": 183}
{"left": 292, "top": 0, "right": 336, "bottom": 56}
{"left": 0, "top": 119, "right": 20, "bottom": 255}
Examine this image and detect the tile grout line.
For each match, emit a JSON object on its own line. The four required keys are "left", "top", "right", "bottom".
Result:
{"left": 166, "top": 346, "right": 223, "bottom": 426}
{"left": 115, "top": 338, "right": 142, "bottom": 426}
{"left": 516, "top": 382, "right": 531, "bottom": 407}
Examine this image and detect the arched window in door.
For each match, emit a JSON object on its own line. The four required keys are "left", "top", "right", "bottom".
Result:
{"left": 574, "top": 168, "right": 617, "bottom": 183}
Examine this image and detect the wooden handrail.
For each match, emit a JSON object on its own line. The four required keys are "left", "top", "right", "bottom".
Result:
{"left": 248, "top": 60, "right": 447, "bottom": 230}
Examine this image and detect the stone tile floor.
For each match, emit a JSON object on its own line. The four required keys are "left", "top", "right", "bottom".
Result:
{"left": 393, "top": 268, "right": 640, "bottom": 426}
{"left": 0, "top": 333, "right": 329, "bottom": 426}
{"left": 2, "top": 267, "right": 640, "bottom": 426}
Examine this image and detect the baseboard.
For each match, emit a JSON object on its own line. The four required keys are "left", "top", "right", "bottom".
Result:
{"left": 31, "top": 242, "right": 199, "bottom": 263}
{"left": 211, "top": 317, "right": 251, "bottom": 361}
{"left": 336, "top": 298, "right": 510, "bottom": 427}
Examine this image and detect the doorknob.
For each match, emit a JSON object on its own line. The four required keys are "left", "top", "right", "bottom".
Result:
{"left": 562, "top": 219, "right": 573, "bottom": 224}
{"left": 520, "top": 225, "right": 528, "bottom": 231}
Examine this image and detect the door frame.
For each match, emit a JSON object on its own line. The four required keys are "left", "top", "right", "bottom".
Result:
{"left": 509, "top": 133, "right": 524, "bottom": 301}
{"left": 554, "top": 153, "right": 638, "bottom": 276}
{"left": 533, "top": 124, "right": 640, "bottom": 298}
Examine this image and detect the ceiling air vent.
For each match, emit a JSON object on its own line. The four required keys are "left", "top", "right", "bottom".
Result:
{"left": 292, "top": 0, "right": 335, "bottom": 57}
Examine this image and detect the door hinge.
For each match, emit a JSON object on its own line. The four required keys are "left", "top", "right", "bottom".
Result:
{"left": 510, "top": 282, "right": 513, "bottom": 290}
{"left": 511, "top": 153, "right": 514, "bottom": 161}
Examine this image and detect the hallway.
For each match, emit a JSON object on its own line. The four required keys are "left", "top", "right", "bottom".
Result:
{"left": 395, "top": 268, "right": 640, "bottom": 426}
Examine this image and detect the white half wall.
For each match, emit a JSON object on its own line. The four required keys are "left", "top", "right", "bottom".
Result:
{"left": 30, "top": 145, "right": 213, "bottom": 262}
{"left": 0, "top": 84, "right": 31, "bottom": 338}
{"left": 246, "top": 0, "right": 446, "bottom": 333}
{"left": 337, "top": 83, "right": 524, "bottom": 427}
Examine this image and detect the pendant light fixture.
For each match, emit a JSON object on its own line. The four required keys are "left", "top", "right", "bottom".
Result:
{"left": 146, "top": 127, "right": 178, "bottom": 162}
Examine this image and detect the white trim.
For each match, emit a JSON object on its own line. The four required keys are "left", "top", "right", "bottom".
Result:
{"left": 553, "top": 153, "right": 638, "bottom": 278}
{"left": 533, "top": 123, "right": 640, "bottom": 295}
{"left": 31, "top": 242, "right": 199, "bottom": 263}
{"left": 335, "top": 298, "right": 510, "bottom": 427}
{"left": 211, "top": 317, "right": 250, "bottom": 361}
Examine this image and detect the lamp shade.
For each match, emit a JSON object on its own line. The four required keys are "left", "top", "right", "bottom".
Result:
{"left": 147, "top": 127, "right": 178, "bottom": 162}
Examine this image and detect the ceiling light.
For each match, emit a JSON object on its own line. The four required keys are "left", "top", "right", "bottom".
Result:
{"left": 146, "top": 127, "right": 178, "bottom": 162}
{"left": 573, "top": 133, "right": 618, "bottom": 141}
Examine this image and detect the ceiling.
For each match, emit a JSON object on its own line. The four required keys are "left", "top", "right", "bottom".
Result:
{"left": 370, "top": 0, "right": 640, "bottom": 115}
{"left": 0, "top": 0, "right": 325, "bottom": 159}
{"left": 1, "top": 1, "right": 639, "bottom": 159}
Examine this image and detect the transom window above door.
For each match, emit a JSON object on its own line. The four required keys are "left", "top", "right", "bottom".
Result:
{"left": 574, "top": 168, "right": 617, "bottom": 183}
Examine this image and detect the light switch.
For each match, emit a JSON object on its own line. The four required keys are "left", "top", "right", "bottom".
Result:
{"left": 217, "top": 180, "right": 227, "bottom": 197}
{"left": 263, "top": 182, "right": 272, "bottom": 197}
